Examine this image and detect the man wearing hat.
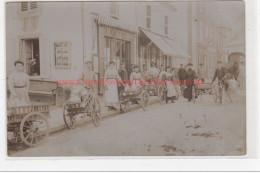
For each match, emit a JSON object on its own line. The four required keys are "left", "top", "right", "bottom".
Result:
{"left": 212, "top": 61, "right": 227, "bottom": 103}
{"left": 184, "top": 63, "right": 198, "bottom": 102}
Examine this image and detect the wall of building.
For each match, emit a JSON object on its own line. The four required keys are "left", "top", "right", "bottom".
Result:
{"left": 6, "top": 2, "right": 84, "bottom": 81}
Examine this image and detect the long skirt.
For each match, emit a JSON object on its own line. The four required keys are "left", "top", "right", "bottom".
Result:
{"left": 166, "top": 80, "right": 177, "bottom": 98}
{"left": 105, "top": 79, "right": 119, "bottom": 107}
{"left": 8, "top": 88, "right": 30, "bottom": 107}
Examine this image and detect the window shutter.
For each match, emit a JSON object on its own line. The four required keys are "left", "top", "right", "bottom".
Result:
{"left": 21, "top": 2, "right": 29, "bottom": 12}
{"left": 110, "top": 2, "right": 119, "bottom": 18}
{"left": 30, "top": 2, "right": 38, "bottom": 10}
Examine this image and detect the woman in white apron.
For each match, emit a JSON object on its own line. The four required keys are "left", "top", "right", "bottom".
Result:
{"left": 104, "top": 61, "right": 121, "bottom": 110}
{"left": 8, "top": 60, "right": 30, "bottom": 107}
{"left": 165, "top": 66, "right": 177, "bottom": 103}
{"left": 130, "top": 65, "right": 142, "bottom": 90}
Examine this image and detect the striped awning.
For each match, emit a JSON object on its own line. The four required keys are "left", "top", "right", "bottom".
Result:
{"left": 93, "top": 14, "right": 138, "bottom": 34}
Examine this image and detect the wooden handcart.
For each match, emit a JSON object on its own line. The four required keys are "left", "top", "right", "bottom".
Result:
{"left": 7, "top": 104, "right": 50, "bottom": 147}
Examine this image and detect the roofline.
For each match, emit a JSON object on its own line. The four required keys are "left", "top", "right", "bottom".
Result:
{"left": 159, "top": 2, "right": 177, "bottom": 13}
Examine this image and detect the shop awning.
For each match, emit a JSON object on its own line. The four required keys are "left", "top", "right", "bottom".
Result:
{"left": 93, "top": 14, "right": 138, "bottom": 33}
{"left": 163, "top": 37, "right": 191, "bottom": 59}
{"left": 141, "top": 29, "right": 190, "bottom": 59}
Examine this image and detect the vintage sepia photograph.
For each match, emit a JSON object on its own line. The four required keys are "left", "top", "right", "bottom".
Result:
{"left": 6, "top": 0, "right": 246, "bottom": 156}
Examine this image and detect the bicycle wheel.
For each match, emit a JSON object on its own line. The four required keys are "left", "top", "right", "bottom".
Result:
{"left": 63, "top": 102, "right": 76, "bottom": 129}
{"left": 91, "top": 97, "right": 101, "bottom": 127}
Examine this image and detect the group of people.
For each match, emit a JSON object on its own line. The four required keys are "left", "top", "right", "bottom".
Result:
{"left": 8, "top": 58, "right": 243, "bottom": 110}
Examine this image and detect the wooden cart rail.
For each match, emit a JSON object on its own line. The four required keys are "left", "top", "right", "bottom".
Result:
{"left": 7, "top": 104, "right": 50, "bottom": 124}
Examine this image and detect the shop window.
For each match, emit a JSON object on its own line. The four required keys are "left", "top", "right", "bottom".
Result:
{"left": 146, "top": 5, "right": 151, "bottom": 29}
{"left": 21, "top": 2, "right": 38, "bottom": 12}
{"left": 110, "top": 2, "right": 119, "bottom": 18}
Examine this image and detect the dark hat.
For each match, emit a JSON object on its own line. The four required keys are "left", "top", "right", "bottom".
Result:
{"left": 187, "top": 63, "right": 193, "bottom": 66}
{"left": 200, "top": 63, "right": 203, "bottom": 65}
{"left": 217, "top": 61, "right": 222, "bottom": 64}
{"left": 109, "top": 61, "right": 115, "bottom": 65}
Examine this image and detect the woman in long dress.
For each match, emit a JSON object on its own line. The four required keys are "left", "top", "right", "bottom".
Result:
{"left": 165, "top": 66, "right": 177, "bottom": 103}
{"left": 8, "top": 60, "right": 30, "bottom": 107}
{"left": 104, "top": 61, "right": 121, "bottom": 110}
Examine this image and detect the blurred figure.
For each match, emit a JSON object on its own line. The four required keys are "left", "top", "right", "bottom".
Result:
{"left": 141, "top": 64, "right": 148, "bottom": 80}
{"left": 238, "top": 61, "right": 245, "bottom": 89}
{"left": 130, "top": 65, "right": 142, "bottom": 90}
{"left": 198, "top": 63, "right": 207, "bottom": 83}
{"left": 185, "top": 63, "right": 197, "bottom": 102}
{"left": 165, "top": 66, "right": 177, "bottom": 103}
{"left": 148, "top": 62, "right": 159, "bottom": 82}
{"left": 178, "top": 64, "right": 186, "bottom": 95}
{"left": 8, "top": 60, "right": 30, "bottom": 107}
{"left": 212, "top": 61, "right": 227, "bottom": 103}
{"left": 104, "top": 61, "right": 121, "bottom": 111}
{"left": 118, "top": 63, "right": 128, "bottom": 95}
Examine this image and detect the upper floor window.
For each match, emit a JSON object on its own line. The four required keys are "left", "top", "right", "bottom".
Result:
{"left": 146, "top": 5, "right": 151, "bottom": 29}
{"left": 164, "top": 16, "right": 168, "bottom": 36}
{"left": 110, "top": 2, "right": 119, "bottom": 18}
{"left": 21, "top": 2, "right": 38, "bottom": 12}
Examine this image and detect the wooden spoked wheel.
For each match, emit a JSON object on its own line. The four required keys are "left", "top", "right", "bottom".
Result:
{"left": 63, "top": 103, "right": 76, "bottom": 129}
{"left": 120, "top": 99, "right": 130, "bottom": 112}
{"left": 20, "top": 112, "right": 49, "bottom": 147}
{"left": 141, "top": 90, "right": 149, "bottom": 111}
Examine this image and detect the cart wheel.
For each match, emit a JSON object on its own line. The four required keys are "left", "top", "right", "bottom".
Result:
{"left": 7, "top": 126, "right": 22, "bottom": 144}
{"left": 20, "top": 112, "right": 49, "bottom": 147}
{"left": 91, "top": 97, "right": 101, "bottom": 127}
{"left": 120, "top": 100, "right": 130, "bottom": 112}
{"left": 158, "top": 85, "right": 165, "bottom": 104}
{"left": 141, "top": 90, "right": 149, "bottom": 111}
{"left": 63, "top": 103, "right": 76, "bottom": 129}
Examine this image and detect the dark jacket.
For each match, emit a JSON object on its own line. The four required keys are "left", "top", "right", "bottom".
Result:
{"left": 212, "top": 67, "right": 226, "bottom": 83}
{"left": 178, "top": 68, "right": 186, "bottom": 80}
{"left": 185, "top": 69, "right": 197, "bottom": 85}
{"left": 118, "top": 68, "right": 128, "bottom": 84}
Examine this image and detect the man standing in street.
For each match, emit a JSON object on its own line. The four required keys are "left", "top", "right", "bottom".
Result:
{"left": 212, "top": 61, "right": 227, "bottom": 103}
{"left": 178, "top": 64, "right": 186, "bottom": 95}
{"left": 185, "top": 63, "right": 197, "bottom": 102}
{"left": 141, "top": 64, "right": 148, "bottom": 80}
{"left": 198, "top": 63, "right": 207, "bottom": 83}
{"left": 118, "top": 63, "right": 128, "bottom": 95}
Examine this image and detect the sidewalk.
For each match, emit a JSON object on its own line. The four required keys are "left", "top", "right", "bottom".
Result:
{"left": 47, "top": 95, "right": 160, "bottom": 134}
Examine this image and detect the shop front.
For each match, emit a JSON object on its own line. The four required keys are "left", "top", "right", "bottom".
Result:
{"left": 96, "top": 15, "right": 137, "bottom": 94}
